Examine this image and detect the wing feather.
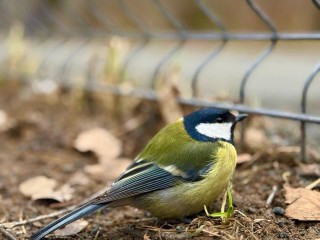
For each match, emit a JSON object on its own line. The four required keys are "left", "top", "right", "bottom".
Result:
{"left": 92, "top": 160, "right": 213, "bottom": 204}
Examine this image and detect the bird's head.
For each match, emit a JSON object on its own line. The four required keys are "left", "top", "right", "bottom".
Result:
{"left": 183, "top": 108, "right": 247, "bottom": 143}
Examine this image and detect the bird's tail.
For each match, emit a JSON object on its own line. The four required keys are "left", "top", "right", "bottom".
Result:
{"left": 30, "top": 203, "right": 105, "bottom": 240}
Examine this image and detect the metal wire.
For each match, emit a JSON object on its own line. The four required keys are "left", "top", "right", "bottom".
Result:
{"left": 59, "top": 80, "right": 320, "bottom": 124}
{"left": 0, "top": 0, "right": 319, "bottom": 161}
{"left": 239, "top": 0, "right": 277, "bottom": 104}
{"left": 117, "top": 0, "right": 150, "bottom": 80}
{"left": 151, "top": 0, "right": 186, "bottom": 89}
{"left": 312, "top": 0, "right": 320, "bottom": 9}
{"left": 191, "top": 0, "right": 227, "bottom": 97}
{"left": 89, "top": 0, "right": 119, "bottom": 35}
{"left": 301, "top": 63, "right": 320, "bottom": 160}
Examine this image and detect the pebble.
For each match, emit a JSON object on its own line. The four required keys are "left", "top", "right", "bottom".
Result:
{"left": 272, "top": 207, "right": 285, "bottom": 216}
{"left": 175, "top": 225, "right": 185, "bottom": 233}
{"left": 278, "top": 231, "right": 288, "bottom": 238}
{"left": 246, "top": 206, "right": 256, "bottom": 213}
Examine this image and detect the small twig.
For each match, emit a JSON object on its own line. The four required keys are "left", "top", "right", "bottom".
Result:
{"left": 0, "top": 205, "right": 77, "bottom": 229}
{"left": 0, "top": 228, "right": 17, "bottom": 240}
{"left": 95, "top": 217, "right": 156, "bottom": 228}
{"left": 93, "top": 227, "right": 100, "bottom": 240}
{"left": 200, "top": 228, "right": 222, "bottom": 237}
{"left": 18, "top": 210, "right": 26, "bottom": 234}
{"left": 305, "top": 178, "right": 320, "bottom": 190}
{"left": 234, "top": 219, "right": 259, "bottom": 240}
{"left": 234, "top": 210, "right": 250, "bottom": 220}
{"left": 0, "top": 187, "right": 109, "bottom": 230}
{"left": 266, "top": 185, "right": 278, "bottom": 206}
{"left": 282, "top": 172, "right": 291, "bottom": 185}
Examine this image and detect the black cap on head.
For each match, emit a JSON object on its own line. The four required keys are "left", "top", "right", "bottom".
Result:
{"left": 183, "top": 108, "right": 247, "bottom": 143}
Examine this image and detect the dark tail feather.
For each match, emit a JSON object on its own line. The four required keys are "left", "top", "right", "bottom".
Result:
{"left": 30, "top": 204, "right": 105, "bottom": 240}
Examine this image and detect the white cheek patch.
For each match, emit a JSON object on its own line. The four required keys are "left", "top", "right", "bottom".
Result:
{"left": 195, "top": 122, "right": 233, "bottom": 140}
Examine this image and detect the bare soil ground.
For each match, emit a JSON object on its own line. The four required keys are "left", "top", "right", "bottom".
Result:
{"left": 0, "top": 82, "right": 319, "bottom": 239}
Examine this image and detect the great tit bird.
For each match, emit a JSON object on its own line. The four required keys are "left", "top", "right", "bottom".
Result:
{"left": 31, "top": 108, "right": 247, "bottom": 240}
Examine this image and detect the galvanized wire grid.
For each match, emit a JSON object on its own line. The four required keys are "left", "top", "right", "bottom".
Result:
{"left": 0, "top": 0, "right": 320, "bottom": 160}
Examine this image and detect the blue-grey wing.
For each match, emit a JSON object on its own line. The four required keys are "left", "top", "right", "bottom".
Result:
{"left": 92, "top": 160, "right": 213, "bottom": 204}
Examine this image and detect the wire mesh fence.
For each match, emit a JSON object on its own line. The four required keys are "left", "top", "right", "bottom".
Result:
{"left": 0, "top": 0, "right": 319, "bottom": 160}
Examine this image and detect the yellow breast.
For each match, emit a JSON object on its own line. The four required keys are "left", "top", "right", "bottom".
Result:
{"left": 135, "top": 141, "right": 237, "bottom": 219}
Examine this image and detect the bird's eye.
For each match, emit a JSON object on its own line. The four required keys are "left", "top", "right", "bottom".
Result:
{"left": 216, "top": 118, "right": 223, "bottom": 123}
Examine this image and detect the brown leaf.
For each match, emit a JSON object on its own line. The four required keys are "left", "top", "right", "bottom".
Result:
{"left": 143, "top": 234, "right": 151, "bottom": 240}
{"left": 277, "top": 146, "right": 300, "bottom": 153}
{"left": 19, "top": 176, "right": 57, "bottom": 198}
{"left": 51, "top": 184, "right": 74, "bottom": 202}
{"left": 67, "top": 171, "right": 90, "bottom": 186}
{"left": 32, "top": 186, "right": 74, "bottom": 202}
{"left": 19, "top": 176, "right": 74, "bottom": 202}
{"left": 237, "top": 153, "right": 252, "bottom": 164}
{"left": 284, "top": 185, "right": 320, "bottom": 221}
{"left": 0, "top": 110, "right": 9, "bottom": 131}
{"left": 83, "top": 164, "right": 106, "bottom": 181}
{"left": 296, "top": 164, "right": 320, "bottom": 178}
{"left": 244, "top": 128, "right": 270, "bottom": 150}
{"left": 84, "top": 158, "right": 131, "bottom": 181}
{"left": 74, "top": 128, "right": 122, "bottom": 161}
{"left": 54, "top": 219, "right": 88, "bottom": 236}
{"left": 0, "top": 110, "right": 16, "bottom": 132}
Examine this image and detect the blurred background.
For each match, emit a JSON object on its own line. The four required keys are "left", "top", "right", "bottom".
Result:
{"left": 0, "top": 0, "right": 320, "bottom": 159}
{"left": 0, "top": 1, "right": 320, "bottom": 239}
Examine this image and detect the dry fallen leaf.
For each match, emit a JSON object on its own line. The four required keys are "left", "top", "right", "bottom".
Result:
{"left": 296, "top": 164, "right": 320, "bottom": 178}
{"left": 0, "top": 110, "right": 8, "bottom": 131}
{"left": 143, "top": 233, "right": 151, "bottom": 240}
{"left": 54, "top": 219, "right": 88, "bottom": 237}
{"left": 83, "top": 164, "right": 106, "bottom": 181}
{"left": 67, "top": 171, "right": 90, "bottom": 186}
{"left": 284, "top": 185, "right": 320, "bottom": 221}
{"left": 53, "top": 184, "right": 74, "bottom": 202}
{"left": 0, "top": 110, "right": 15, "bottom": 132}
{"left": 244, "top": 128, "right": 270, "bottom": 150}
{"left": 237, "top": 153, "right": 252, "bottom": 164}
{"left": 19, "top": 176, "right": 74, "bottom": 202}
{"left": 276, "top": 146, "right": 300, "bottom": 153}
{"left": 84, "top": 158, "right": 131, "bottom": 181}
{"left": 75, "top": 128, "right": 131, "bottom": 181}
{"left": 74, "top": 128, "right": 122, "bottom": 161}
{"left": 19, "top": 176, "right": 57, "bottom": 198}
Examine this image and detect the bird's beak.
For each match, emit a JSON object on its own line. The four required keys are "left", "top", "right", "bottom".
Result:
{"left": 235, "top": 114, "right": 248, "bottom": 122}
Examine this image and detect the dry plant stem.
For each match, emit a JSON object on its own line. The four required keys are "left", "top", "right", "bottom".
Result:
{"left": 18, "top": 210, "right": 26, "bottom": 234}
{"left": 137, "top": 224, "right": 220, "bottom": 238}
{"left": 0, "top": 205, "right": 77, "bottom": 229}
{"left": 93, "top": 227, "right": 100, "bottom": 240}
{"left": 220, "top": 189, "right": 228, "bottom": 213}
{"left": 0, "top": 188, "right": 108, "bottom": 229}
{"left": 92, "top": 218, "right": 156, "bottom": 228}
{"left": 234, "top": 219, "right": 259, "bottom": 240}
{"left": 282, "top": 172, "right": 291, "bottom": 185}
{"left": 200, "top": 229, "right": 221, "bottom": 237}
{"left": 0, "top": 227, "right": 17, "bottom": 240}
{"left": 305, "top": 178, "right": 320, "bottom": 190}
{"left": 266, "top": 185, "right": 278, "bottom": 206}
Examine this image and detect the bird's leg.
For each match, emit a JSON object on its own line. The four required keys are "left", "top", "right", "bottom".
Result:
{"left": 204, "top": 183, "right": 234, "bottom": 221}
